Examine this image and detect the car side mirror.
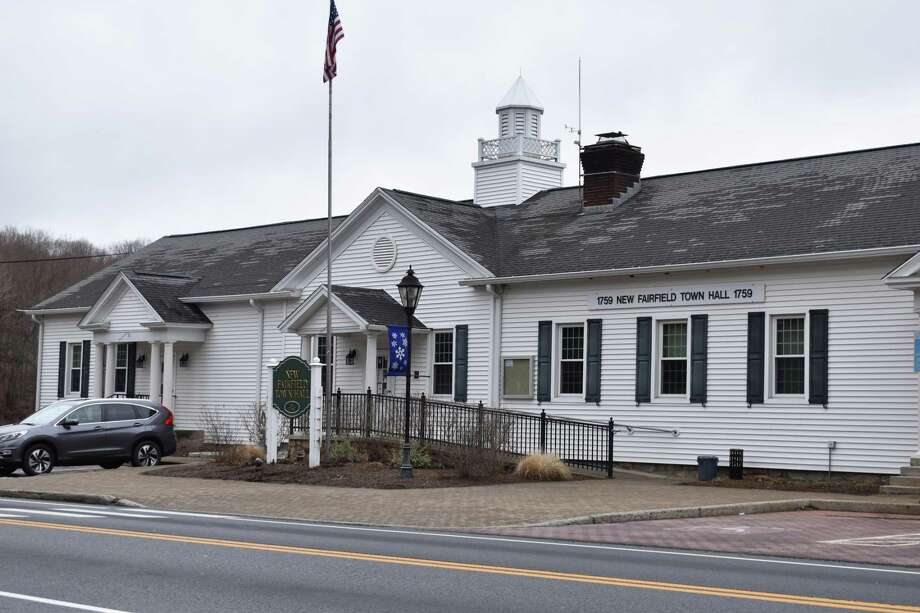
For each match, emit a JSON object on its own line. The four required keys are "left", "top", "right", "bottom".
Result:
{"left": 60, "top": 418, "right": 78, "bottom": 428}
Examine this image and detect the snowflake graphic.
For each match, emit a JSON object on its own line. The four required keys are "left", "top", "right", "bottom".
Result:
{"left": 395, "top": 346, "right": 406, "bottom": 361}
{"left": 400, "top": 331, "right": 407, "bottom": 341}
{"left": 391, "top": 340, "right": 397, "bottom": 348}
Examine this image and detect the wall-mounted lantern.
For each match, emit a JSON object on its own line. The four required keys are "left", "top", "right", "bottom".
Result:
{"left": 345, "top": 349, "right": 358, "bottom": 365}
{"left": 179, "top": 353, "right": 190, "bottom": 367}
{"left": 136, "top": 354, "right": 146, "bottom": 369}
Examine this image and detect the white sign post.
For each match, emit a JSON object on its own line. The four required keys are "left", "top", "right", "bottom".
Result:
{"left": 264, "top": 360, "right": 279, "bottom": 464}
{"left": 309, "top": 357, "right": 324, "bottom": 468}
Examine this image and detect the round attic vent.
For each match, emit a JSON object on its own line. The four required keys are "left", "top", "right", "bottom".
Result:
{"left": 372, "top": 236, "right": 397, "bottom": 272}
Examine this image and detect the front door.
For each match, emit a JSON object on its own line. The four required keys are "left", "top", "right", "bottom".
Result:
{"left": 376, "top": 351, "right": 389, "bottom": 395}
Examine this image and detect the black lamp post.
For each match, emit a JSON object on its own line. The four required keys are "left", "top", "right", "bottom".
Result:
{"left": 397, "top": 266, "right": 423, "bottom": 479}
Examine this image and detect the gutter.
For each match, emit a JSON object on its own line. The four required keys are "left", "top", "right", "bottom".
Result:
{"left": 18, "top": 307, "right": 90, "bottom": 316}
{"left": 31, "top": 314, "right": 43, "bottom": 411}
{"left": 249, "top": 299, "right": 265, "bottom": 406}
{"left": 459, "top": 244, "right": 920, "bottom": 287}
{"left": 485, "top": 284, "right": 504, "bottom": 408}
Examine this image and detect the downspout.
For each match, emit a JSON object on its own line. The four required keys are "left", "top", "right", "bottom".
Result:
{"left": 249, "top": 299, "right": 265, "bottom": 407}
{"left": 32, "top": 314, "right": 43, "bottom": 410}
{"left": 485, "top": 284, "right": 504, "bottom": 408}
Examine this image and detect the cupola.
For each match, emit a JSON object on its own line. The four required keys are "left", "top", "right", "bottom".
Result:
{"left": 472, "top": 76, "right": 565, "bottom": 207}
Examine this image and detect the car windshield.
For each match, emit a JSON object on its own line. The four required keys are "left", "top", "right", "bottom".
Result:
{"left": 20, "top": 401, "right": 81, "bottom": 426}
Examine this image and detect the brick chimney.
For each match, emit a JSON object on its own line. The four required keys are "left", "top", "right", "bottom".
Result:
{"left": 581, "top": 132, "right": 644, "bottom": 208}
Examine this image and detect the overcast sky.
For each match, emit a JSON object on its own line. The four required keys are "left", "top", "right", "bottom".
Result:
{"left": 2, "top": 0, "right": 919, "bottom": 245}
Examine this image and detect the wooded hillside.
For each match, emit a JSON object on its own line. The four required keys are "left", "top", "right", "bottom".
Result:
{"left": 0, "top": 227, "right": 144, "bottom": 423}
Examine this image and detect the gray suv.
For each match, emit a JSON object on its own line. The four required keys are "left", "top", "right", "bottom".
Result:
{"left": 0, "top": 399, "right": 177, "bottom": 476}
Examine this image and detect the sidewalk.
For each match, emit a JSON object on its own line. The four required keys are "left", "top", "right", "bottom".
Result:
{"left": 1, "top": 465, "right": 916, "bottom": 528}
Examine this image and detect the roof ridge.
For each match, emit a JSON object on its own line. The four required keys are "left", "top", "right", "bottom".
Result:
{"left": 165, "top": 215, "right": 348, "bottom": 239}
{"left": 129, "top": 270, "right": 198, "bottom": 281}
{"left": 386, "top": 188, "right": 483, "bottom": 209}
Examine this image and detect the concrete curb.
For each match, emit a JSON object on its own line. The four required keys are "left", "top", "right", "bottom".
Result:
{"left": 0, "top": 489, "right": 144, "bottom": 508}
{"left": 510, "top": 498, "right": 920, "bottom": 528}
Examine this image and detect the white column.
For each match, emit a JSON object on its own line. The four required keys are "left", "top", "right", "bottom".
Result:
{"left": 149, "top": 342, "right": 162, "bottom": 404}
{"left": 93, "top": 342, "right": 105, "bottom": 398}
{"left": 264, "top": 361, "right": 278, "bottom": 464}
{"left": 309, "top": 357, "right": 324, "bottom": 468}
{"left": 365, "top": 333, "right": 377, "bottom": 393}
{"left": 300, "top": 336, "right": 312, "bottom": 361}
{"left": 103, "top": 343, "right": 116, "bottom": 397}
{"left": 162, "top": 341, "right": 175, "bottom": 410}
{"left": 913, "top": 295, "right": 920, "bottom": 462}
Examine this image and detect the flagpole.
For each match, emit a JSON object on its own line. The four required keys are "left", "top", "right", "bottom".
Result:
{"left": 325, "top": 77, "right": 333, "bottom": 454}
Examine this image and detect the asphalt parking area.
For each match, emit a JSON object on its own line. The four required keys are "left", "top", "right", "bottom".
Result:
{"left": 482, "top": 511, "right": 920, "bottom": 567}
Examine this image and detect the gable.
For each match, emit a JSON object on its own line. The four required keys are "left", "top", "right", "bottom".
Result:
{"left": 273, "top": 190, "right": 493, "bottom": 294}
{"left": 79, "top": 278, "right": 161, "bottom": 331}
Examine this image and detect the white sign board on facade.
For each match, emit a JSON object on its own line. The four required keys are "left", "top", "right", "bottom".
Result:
{"left": 588, "top": 283, "right": 766, "bottom": 310}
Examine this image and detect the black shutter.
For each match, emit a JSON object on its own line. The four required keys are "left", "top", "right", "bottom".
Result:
{"left": 689, "top": 315, "right": 708, "bottom": 405}
{"left": 454, "top": 325, "right": 468, "bottom": 402}
{"left": 809, "top": 309, "right": 829, "bottom": 406}
{"left": 57, "top": 341, "right": 67, "bottom": 399}
{"left": 635, "top": 317, "right": 652, "bottom": 404}
{"left": 537, "top": 321, "right": 552, "bottom": 402}
{"left": 126, "top": 342, "right": 138, "bottom": 398}
{"left": 746, "top": 312, "right": 766, "bottom": 405}
{"left": 79, "top": 340, "right": 91, "bottom": 398}
{"left": 585, "top": 319, "right": 602, "bottom": 404}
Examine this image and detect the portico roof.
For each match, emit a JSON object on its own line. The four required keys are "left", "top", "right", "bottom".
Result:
{"left": 279, "top": 285, "right": 427, "bottom": 335}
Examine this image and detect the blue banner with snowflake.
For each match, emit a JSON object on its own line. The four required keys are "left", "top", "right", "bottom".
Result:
{"left": 387, "top": 325, "right": 410, "bottom": 376}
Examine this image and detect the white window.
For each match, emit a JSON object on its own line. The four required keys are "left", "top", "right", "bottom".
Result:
{"left": 557, "top": 324, "right": 585, "bottom": 396}
{"left": 114, "top": 343, "right": 128, "bottom": 394}
{"left": 433, "top": 331, "right": 454, "bottom": 396}
{"left": 502, "top": 357, "right": 533, "bottom": 399}
{"left": 658, "top": 320, "right": 688, "bottom": 396}
{"left": 68, "top": 343, "right": 83, "bottom": 395}
{"left": 773, "top": 315, "right": 806, "bottom": 395}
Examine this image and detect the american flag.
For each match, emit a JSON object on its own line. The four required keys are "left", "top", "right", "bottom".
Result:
{"left": 323, "top": 0, "right": 345, "bottom": 82}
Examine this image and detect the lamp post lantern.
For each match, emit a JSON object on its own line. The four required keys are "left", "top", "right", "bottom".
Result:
{"left": 397, "top": 267, "right": 423, "bottom": 479}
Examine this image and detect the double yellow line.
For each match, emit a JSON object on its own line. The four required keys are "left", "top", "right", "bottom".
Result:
{"left": 1, "top": 518, "right": 917, "bottom": 613}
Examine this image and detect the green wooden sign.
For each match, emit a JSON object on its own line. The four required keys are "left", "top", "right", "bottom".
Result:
{"left": 272, "top": 356, "right": 311, "bottom": 418}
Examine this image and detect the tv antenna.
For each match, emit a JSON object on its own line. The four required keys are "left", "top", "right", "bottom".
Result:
{"left": 564, "top": 57, "right": 583, "bottom": 188}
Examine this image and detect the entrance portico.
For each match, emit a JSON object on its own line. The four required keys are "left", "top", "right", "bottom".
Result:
{"left": 280, "top": 285, "right": 429, "bottom": 396}
{"left": 884, "top": 254, "right": 920, "bottom": 463}
{"left": 77, "top": 271, "right": 212, "bottom": 408}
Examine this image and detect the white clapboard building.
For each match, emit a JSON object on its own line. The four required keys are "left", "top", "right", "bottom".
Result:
{"left": 23, "top": 77, "right": 920, "bottom": 476}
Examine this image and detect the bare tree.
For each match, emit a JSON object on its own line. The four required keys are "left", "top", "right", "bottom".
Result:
{"left": 0, "top": 227, "right": 146, "bottom": 423}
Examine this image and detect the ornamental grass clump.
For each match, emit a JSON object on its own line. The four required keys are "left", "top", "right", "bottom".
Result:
{"left": 515, "top": 453, "right": 573, "bottom": 481}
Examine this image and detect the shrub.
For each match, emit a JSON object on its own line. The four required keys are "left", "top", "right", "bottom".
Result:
{"left": 446, "top": 411, "right": 514, "bottom": 479}
{"left": 387, "top": 443, "right": 433, "bottom": 469}
{"left": 219, "top": 445, "right": 266, "bottom": 466}
{"left": 329, "top": 439, "right": 367, "bottom": 464}
{"left": 515, "top": 454, "right": 573, "bottom": 481}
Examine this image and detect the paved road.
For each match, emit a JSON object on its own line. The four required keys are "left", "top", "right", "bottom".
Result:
{"left": 0, "top": 497, "right": 917, "bottom": 613}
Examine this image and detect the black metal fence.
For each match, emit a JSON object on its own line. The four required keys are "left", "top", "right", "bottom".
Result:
{"left": 293, "top": 388, "right": 678, "bottom": 478}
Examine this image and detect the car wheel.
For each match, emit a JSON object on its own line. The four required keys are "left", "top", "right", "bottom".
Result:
{"left": 100, "top": 462, "right": 122, "bottom": 470}
{"left": 132, "top": 441, "right": 162, "bottom": 467}
{"left": 0, "top": 466, "right": 16, "bottom": 477}
{"left": 22, "top": 445, "right": 55, "bottom": 476}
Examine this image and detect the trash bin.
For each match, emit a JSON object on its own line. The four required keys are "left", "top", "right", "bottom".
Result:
{"left": 697, "top": 455, "right": 719, "bottom": 481}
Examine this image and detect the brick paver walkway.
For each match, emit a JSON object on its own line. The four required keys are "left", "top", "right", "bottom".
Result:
{"left": 480, "top": 511, "right": 920, "bottom": 567}
{"left": 0, "top": 465, "right": 904, "bottom": 528}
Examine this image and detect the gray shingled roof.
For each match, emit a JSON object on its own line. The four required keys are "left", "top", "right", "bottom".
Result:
{"left": 385, "top": 142, "right": 920, "bottom": 277}
{"left": 125, "top": 272, "right": 211, "bottom": 325}
{"left": 33, "top": 217, "right": 346, "bottom": 310}
{"left": 332, "top": 285, "right": 427, "bottom": 329}
{"left": 32, "top": 142, "right": 920, "bottom": 312}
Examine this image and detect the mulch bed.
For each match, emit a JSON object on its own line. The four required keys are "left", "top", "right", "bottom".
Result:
{"left": 683, "top": 473, "right": 883, "bottom": 495}
{"left": 147, "top": 461, "right": 532, "bottom": 489}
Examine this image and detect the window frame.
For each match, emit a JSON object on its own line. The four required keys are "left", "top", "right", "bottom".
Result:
{"left": 555, "top": 323, "right": 586, "bottom": 398}
{"left": 432, "top": 330, "right": 454, "bottom": 398}
{"left": 67, "top": 342, "right": 83, "bottom": 397}
{"left": 501, "top": 355, "right": 534, "bottom": 400}
{"left": 770, "top": 314, "right": 808, "bottom": 398}
{"left": 656, "top": 319, "right": 690, "bottom": 398}
{"left": 114, "top": 343, "right": 129, "bottom": 395}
